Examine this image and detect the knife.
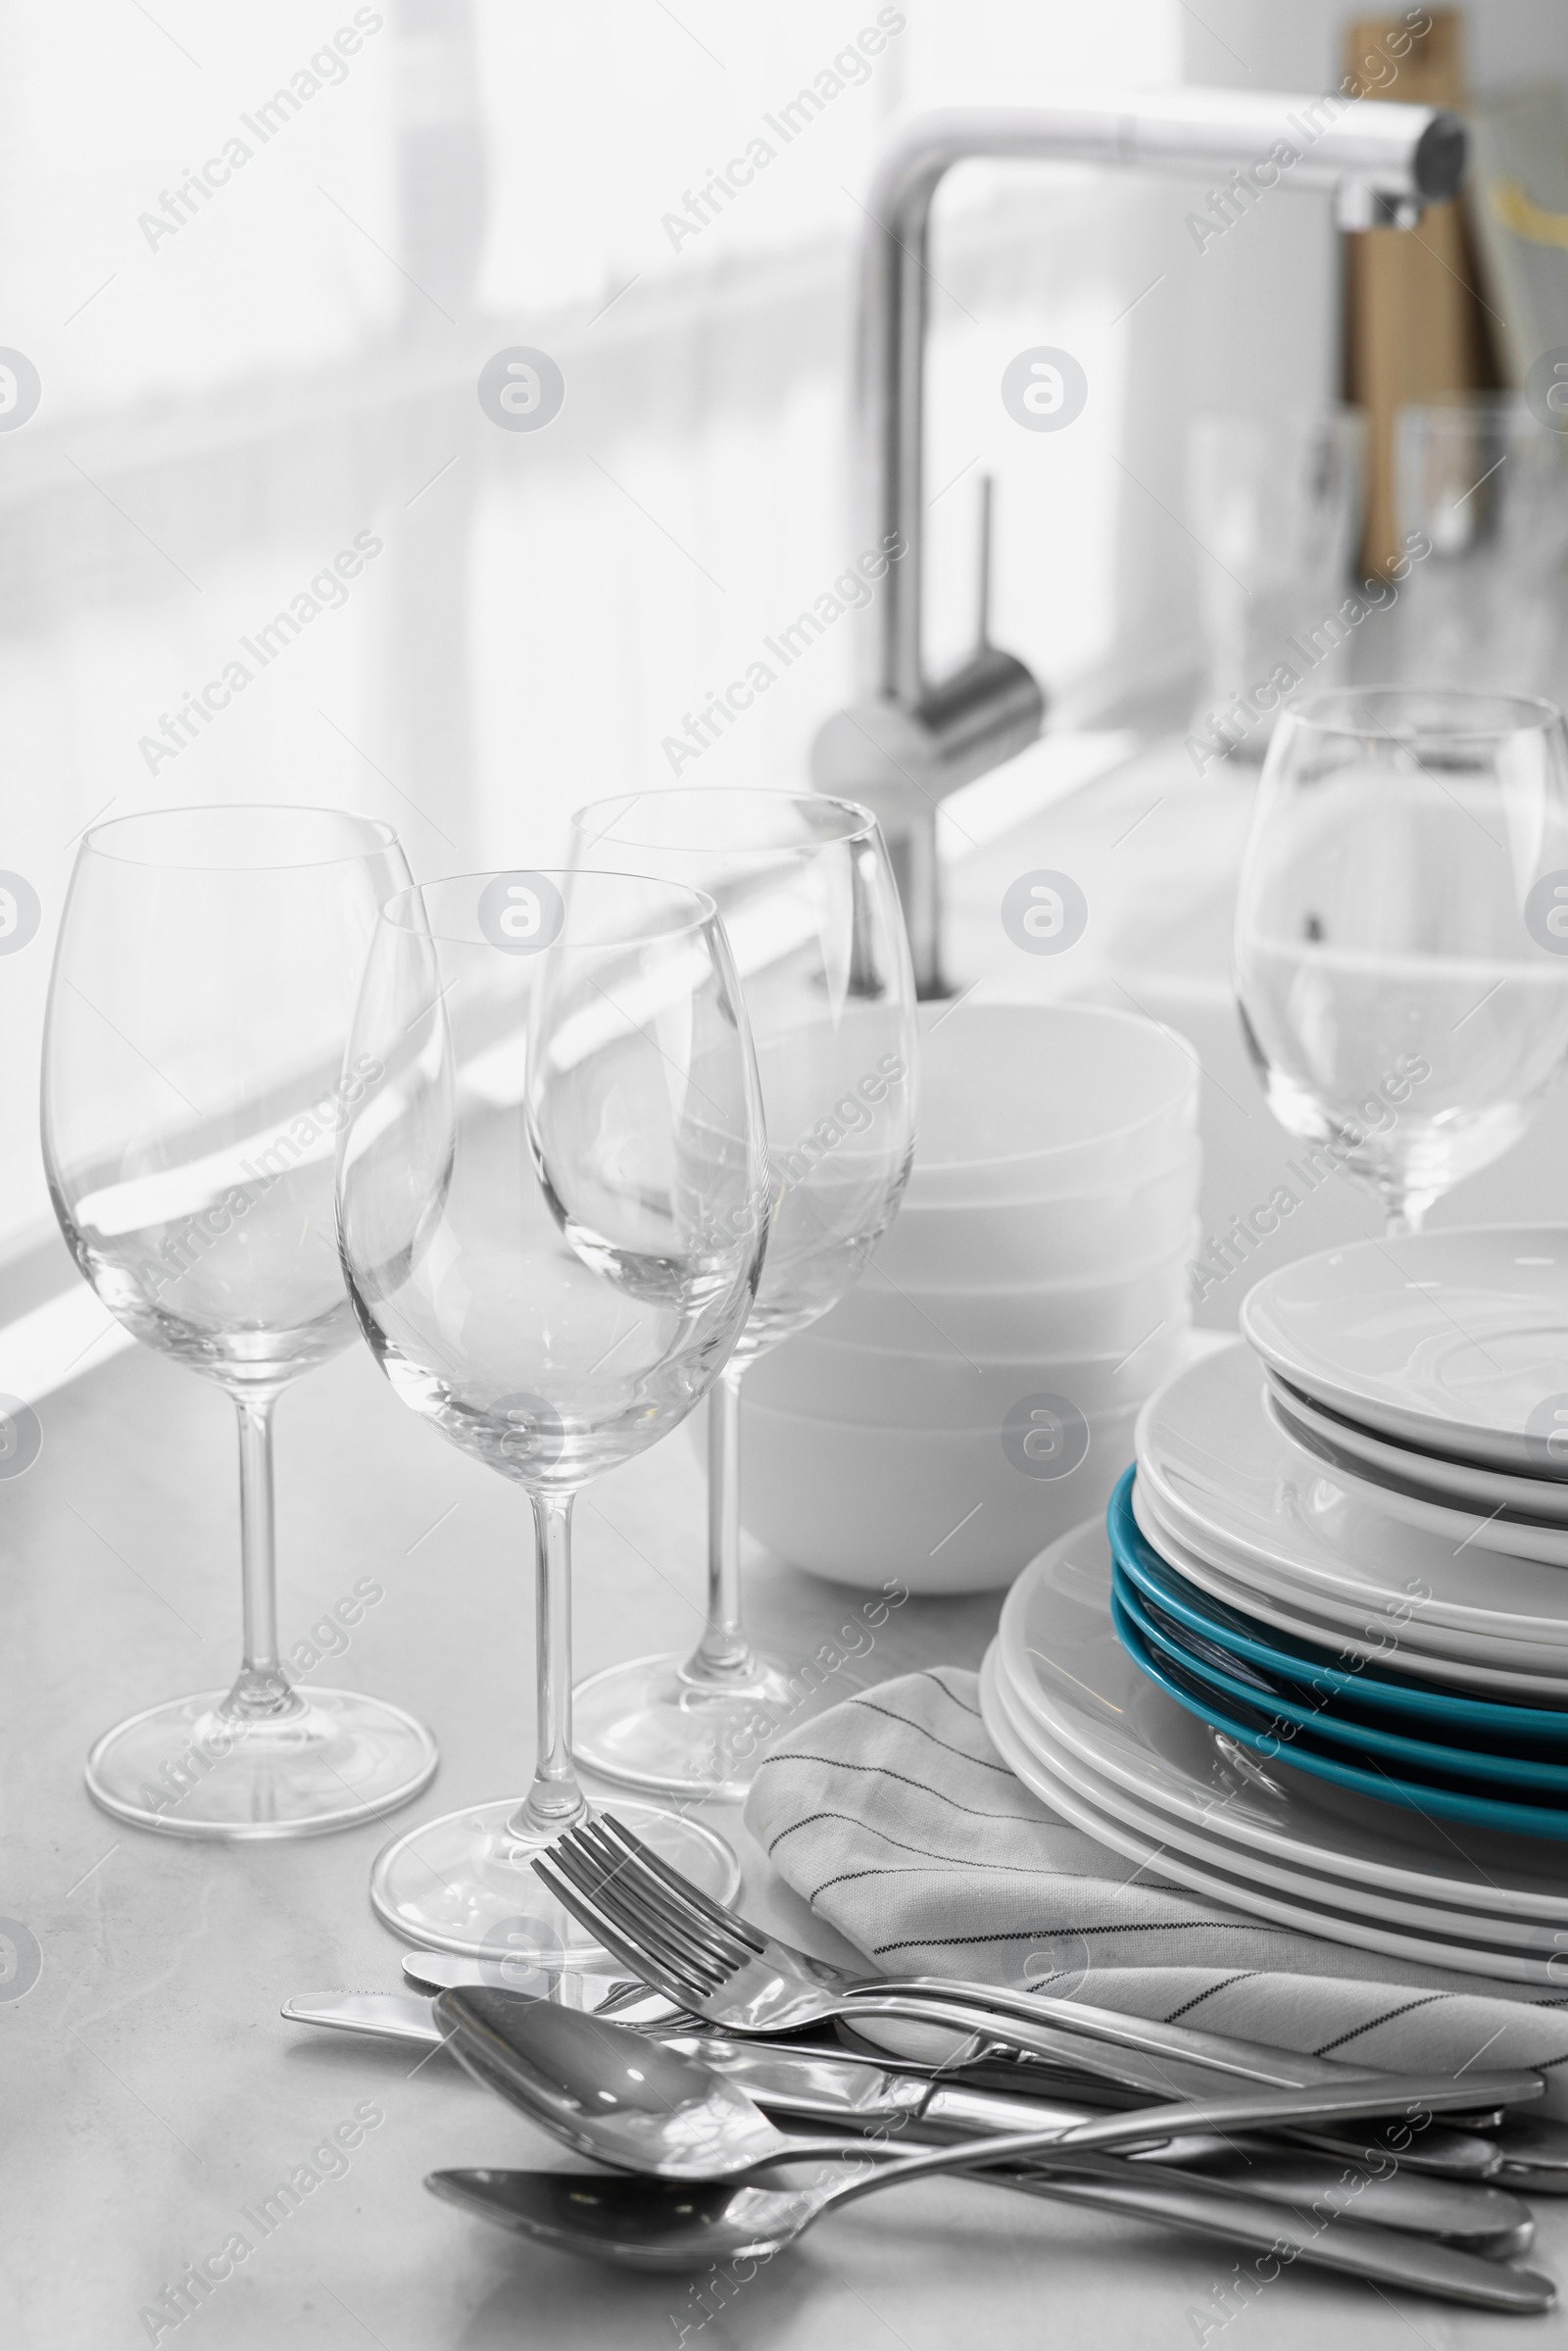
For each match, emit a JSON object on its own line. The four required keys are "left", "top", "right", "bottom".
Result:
{"left": 279, "top": 1992, "right": 1532, "bottom": 2248}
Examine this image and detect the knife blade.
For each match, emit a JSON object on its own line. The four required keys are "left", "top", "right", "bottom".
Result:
{"left": 398, "top": 1952, "right": 689, "bottom": 2025}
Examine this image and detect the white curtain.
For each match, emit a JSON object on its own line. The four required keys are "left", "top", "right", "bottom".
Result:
{"left": 3, "top": 0, "right": 1334, "bottom": 1253}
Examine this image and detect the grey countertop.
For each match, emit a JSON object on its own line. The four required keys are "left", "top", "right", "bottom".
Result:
{"left": 9, "top": 745, "right": 1568, "bottom": 2345}
{"left": 8, "top": 1330, "right": 1568, "bottom": 2349}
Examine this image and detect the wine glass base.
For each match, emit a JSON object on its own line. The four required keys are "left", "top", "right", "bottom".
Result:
{"left": 572, "top": 1649, "right": 801, "bottom": 1799}
{"left": 369, "top": 1794, "right": 741, "bottom": 1964}
{"left": 84, "top": 1687, "right": 438, "bottom": 1840}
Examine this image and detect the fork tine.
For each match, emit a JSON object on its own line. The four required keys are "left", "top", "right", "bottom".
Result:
{"left": 594, "top": 1814, "right": 760, "bottom": 1941}
{"left": 566, "top": 1815, "right": 747, "bottom": 1965}
{"left": 529, "top": 1853, "right": 696, "bottom": 2001}
{"left": 554, "top": 1834, "right": 731, "bottom": 1993}
{"left": 558, "top": 1819, "right": 747, "bottom": 1973}
{"left": 568, "top": 1828, "right": 737, "bottom": 1986}
{"left": 595, "top": 1815, "right": 767, "bottom": 1956}
{"left": 548, "top": 1833, "right": 727, "bottom": 1992}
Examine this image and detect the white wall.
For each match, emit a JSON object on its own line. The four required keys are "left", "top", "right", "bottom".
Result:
{"left": 3, "top": 0, "right": 1564, "bottom": 1263}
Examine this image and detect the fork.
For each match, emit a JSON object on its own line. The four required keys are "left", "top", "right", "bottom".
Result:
{"left": 532, "top": 1818, "right": 1534, "bottom": 2117}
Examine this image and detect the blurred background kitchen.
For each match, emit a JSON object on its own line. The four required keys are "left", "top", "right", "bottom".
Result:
{"left": 4, "top": 0, "right": 1568, "bottom": 1332}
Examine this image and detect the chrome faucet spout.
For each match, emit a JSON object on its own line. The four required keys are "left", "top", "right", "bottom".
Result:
{"left": 810, "top": 91, "right": 1467, "bottom": 997}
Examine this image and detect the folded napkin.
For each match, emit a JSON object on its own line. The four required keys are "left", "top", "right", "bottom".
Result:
{"left": 742, "top": 1666, "right": 1568, "bottom": 2118}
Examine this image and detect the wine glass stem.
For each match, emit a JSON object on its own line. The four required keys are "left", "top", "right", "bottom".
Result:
{"left": 687, "top": 1360, "right": 758, "bottom": 1687}
{"left": 514, "top": 1490, "right": 588, "bottom": 1839}
{"left": 226, "top": 1391, "right": 301, "bottom": 1720}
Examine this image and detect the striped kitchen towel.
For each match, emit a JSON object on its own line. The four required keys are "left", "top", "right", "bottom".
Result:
{"left": 742, "top": 1665, "right": 1568, "bottom": 2115}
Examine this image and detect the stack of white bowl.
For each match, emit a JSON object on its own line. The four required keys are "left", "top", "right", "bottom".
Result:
{"left": 736, "top": 1004, "right": 1202, "bottom": 1593}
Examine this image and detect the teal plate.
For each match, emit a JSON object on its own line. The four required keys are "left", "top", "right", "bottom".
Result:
{"left": 1107, "top": 1581, "right": 1568, "bottom": 1839}
{"left": 1112, "top": 1562, "right": 1568, "bottom": 1795}
{"left": 1106, "top": 1467, "right": 1568, "bottom": 1749}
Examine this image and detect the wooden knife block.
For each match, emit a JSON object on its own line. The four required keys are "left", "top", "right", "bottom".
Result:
{"left": 1342, "top": 7, "right": 1497, "bottom": 577}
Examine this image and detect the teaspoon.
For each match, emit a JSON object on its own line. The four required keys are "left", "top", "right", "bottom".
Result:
{"left": 426, "top": 2161, "right": 1551, "bottom": 2308}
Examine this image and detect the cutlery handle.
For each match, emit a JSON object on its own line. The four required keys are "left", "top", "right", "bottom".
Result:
{"left": 824, "top": 2076, "right": 1539, "bottom": 2206}
{"left": 917, "top": 2088, "right": 1532, "bottom": 2245}
{"left": 981, "top": 2163, "right": 1551, "bottom": 2311}
{"left": 774, "top": 2129, "right": 1533, "bottom": 2253}
{"left": 840, "top": 1993, "right": 1541, "bottom": 2120}
{"left": 812, "top": 2082, "right": 1553, "bottom": 2311}
{"left": 870, "top": 1975, "right": 1413, "bottom": 2090}
{"left": 840, "top": 1991, "right": 1250, "bottom": 2096}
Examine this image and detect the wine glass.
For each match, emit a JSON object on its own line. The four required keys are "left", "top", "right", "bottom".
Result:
{"left": 1394, "top": 395, "right": 1568, "bottom": 698}
{"left": 1188, "top": 409, "right": 1365, "bottom": 757}
{"left": 1234, "top": 688, "right": 1568, "bottom": 1233}
{"left": 338, "top": 867, "right": 768, "bottom": 1959}
{"left": 564, "top": 790, "right": 917, "bottom": 1798}
{"left": 41, "top": 806, "right": 438, "bottom": 1837}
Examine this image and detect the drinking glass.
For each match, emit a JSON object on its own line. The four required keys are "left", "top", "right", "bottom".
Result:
{"left": 564, "top": 790, "right": 917, "bottom": 1798}
{"left": 338, "top": 868, "right": 768, "bottom": 1959}
{"left": 41, "top": 806, "right": 438, "bottom": 1837}
{"left": 1188, "top": 409, "right": 1366, "bottom": 760}
{"left": 1234, "top": 688, "right": 1568, "bottom": 1232}
{"left": 1393, "top": 395, "right": 1568, "bottom": 699}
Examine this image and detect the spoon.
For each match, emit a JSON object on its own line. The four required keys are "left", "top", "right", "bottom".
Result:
{"left": 425, "top": 1995, "right": 1552, "bottom": 2304}
{"left": 427, "top": 2164, "right": 1552, "bottom": 2306}
{"left": 433, "top": 1984, "right": 1544, "bottom": 2181}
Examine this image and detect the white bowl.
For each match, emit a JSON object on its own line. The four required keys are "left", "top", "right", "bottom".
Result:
{"left": 726, "top": 1394, "right": 1140, "bottom": 1593}
{"left": 816, "top": 1231, "right": 1199, "bottom": 1359}
{"left": 747, "top": 1323, "right": 1187, "bottom": 1429}
{"left": 909, "top": 1004, "right": 1199, "bottom": 1207}
{"left": 872, "top": 1151, "right": 1201, "bottom": 1289}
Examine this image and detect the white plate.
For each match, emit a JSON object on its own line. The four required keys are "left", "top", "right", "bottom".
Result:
{"left": 1241, "top": 1227, "right": 1568, "bottom": 1476}
{"left": 1130, "top": 1476, "right": 1568, "bottom": 1692}
{"left": 1135, "top": 1342, "right": 1568, "bottom": 1628}
{"left": 1132, "top": 1459, "right": 1568, "bottom": 1670}
{"left": 1263, "top": 1386, "right": 1568, "bottom": 1565}
{"left": 994, "top": 1517, "right": 1568, "bottom": 1922}
{"left": 1267, "top": 1372, "right": 1568, "bottom": 1526}
{"left": 986, "top": 1645, "right": 1566, "bottom": 1953}
{"left": 981, "top": 1649, "right": 1564, "bottom": 1984}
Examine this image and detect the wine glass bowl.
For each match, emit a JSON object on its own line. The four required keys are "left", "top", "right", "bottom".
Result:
{"left": 1234, "top": 688, "right": 1568, "bottom": 1232}
{"left": 339, "top": 868, "right": 768, "bottom": 1958}
{"left": 1394, "top": 395, "right": 1568, "bottom": 698}
{"left": 42, "top": 804, "right": 439, "bottom": 1837}
{"left": 46, "top": 806, "right": 393, "bottom": 1387}
{"left": 1188, "top": 408, "right": 1366, "bottom": 756}
{"left": 341, "top": 873, "right": 765, "bottom": 1491}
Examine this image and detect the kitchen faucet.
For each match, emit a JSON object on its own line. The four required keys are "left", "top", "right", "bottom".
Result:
{"left": 809, "top": 92, "right": 1468, "bottom": 997}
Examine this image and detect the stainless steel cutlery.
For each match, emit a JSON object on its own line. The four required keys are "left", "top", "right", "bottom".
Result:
{"left": 427, "top": 2160, "right": 1552, "bottom": 2306}
{"left": 410, "top": 1989, "right": 1551, "bottom": 2307}
{"left": 277, "top": 1818, "right": 1565, "bottom": 2309}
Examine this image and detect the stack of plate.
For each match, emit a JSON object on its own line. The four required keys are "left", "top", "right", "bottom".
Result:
{"left": 979, "top": 1517, "right": 1568, "bottom": 1984}
{"left": 730, "top": 1004, "right": 1201, "bottom": 1594}
{"left": 978, "top": 1228, "right": 1568, "bottom": 1979}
